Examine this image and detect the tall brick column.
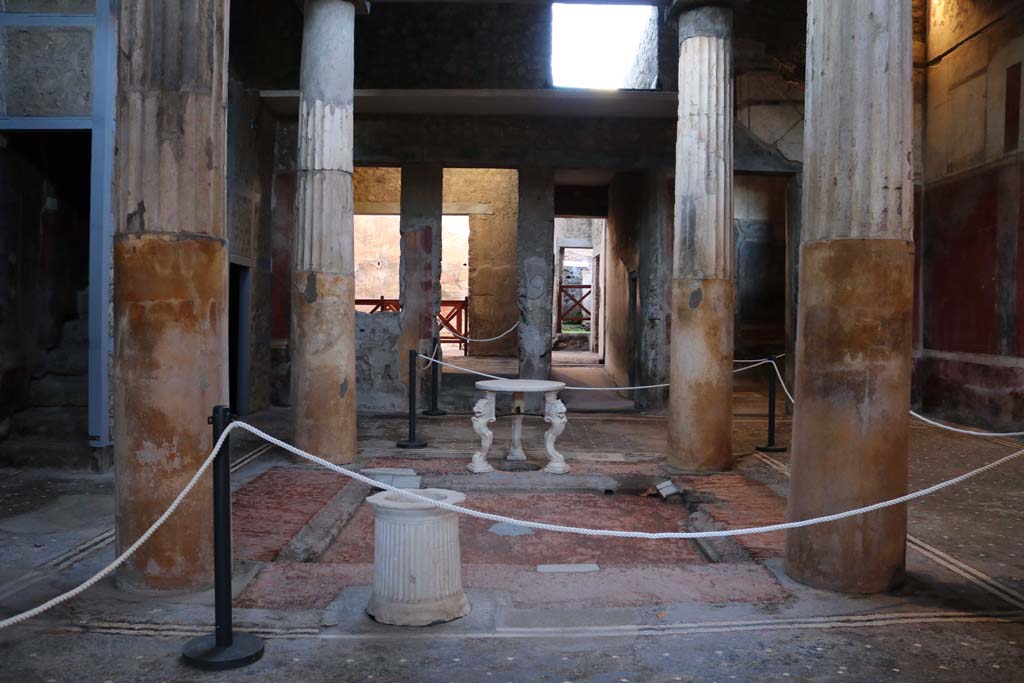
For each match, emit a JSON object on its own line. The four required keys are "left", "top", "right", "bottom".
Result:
{"left": 668, "top": 2, "right": 735, "bottom": 470}
{"left": 112, "top": 0, "right": 229, "bottom": 589}
{"left": 291, "top": 0, "right": 359, "bottom": 464}
{"left": 785, "top": 0, "right": 914, "bottom": 593}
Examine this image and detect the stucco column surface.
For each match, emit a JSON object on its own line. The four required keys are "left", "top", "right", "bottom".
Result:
{"left": 398, "top": 165, "right": 443, "bottom": 398}
{"left": 668, "top": 4, "right": 735, "bottom": 471}
{"left": 517, "top": 168, "right": 556, "bottom": 389}
{"left": 112, "top": 0, "right": 229, "bottom": 589}
{"left": 785, "top": 0, "right": 915, "bottom": 593}
{"left": 291, "top": 0, "right": 358, "bottom": 464}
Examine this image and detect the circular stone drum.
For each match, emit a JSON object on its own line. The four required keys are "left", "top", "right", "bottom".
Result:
{"left": 366, "top": 488, "right": 470, "bottom": 626}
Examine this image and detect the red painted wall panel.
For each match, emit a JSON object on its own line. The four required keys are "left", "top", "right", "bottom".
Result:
{"left": 925, "top": 167, "right": 1000, "bottom": 355}
{"left": 1019, "top": 200, "right": 1024, "bottom": 354}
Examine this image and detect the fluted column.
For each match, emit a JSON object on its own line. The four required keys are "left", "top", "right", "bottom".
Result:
{"left": 112, "top": 0, "right": 229, "bottom": 589}
{"left": 785, "top": 0, "right": 914, "bottom": 593}
{"left": 366, "top": 489, "right": 470, "bottom": 626}
{"left": 668, "top": 3, "right": 735, "bottom": 470}
{"left": 291, "top": 0, "right": 357, "bottom": 463}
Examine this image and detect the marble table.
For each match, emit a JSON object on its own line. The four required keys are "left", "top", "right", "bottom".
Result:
{"left": 467, "top": 379, "right": 570, "bottom": 475}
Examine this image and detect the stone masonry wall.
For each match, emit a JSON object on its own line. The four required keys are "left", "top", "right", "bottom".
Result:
{"left": 354, "top": 2, "right": 552, "bottom": 89}
{"left": 625, "top": 8, "right": 659, "bottom": 89}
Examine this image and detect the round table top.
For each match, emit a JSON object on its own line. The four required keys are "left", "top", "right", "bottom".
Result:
{"left": 475, "top": 379, "right": 566, "bottom": 393}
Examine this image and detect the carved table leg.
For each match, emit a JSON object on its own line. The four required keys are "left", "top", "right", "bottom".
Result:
{"left": 507, "top": 392, "right": 527, "bottom": 461}
{"left": 543, "top": 391, "right": 570, "bottom": 474}
{"left": 467, "top": 392, "right": 496, "bottom": 473}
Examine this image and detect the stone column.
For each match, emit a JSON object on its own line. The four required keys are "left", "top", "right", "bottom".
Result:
{"left": 291, "top": 0, "right": 357, "bottom": 464}
{"left": 517, "top": 168, "right": 555, "bottom": 388}
{"left": 668, "top": 3, "right": 735, "bottom": 470}
{"left": 637, "top": 170, "right": 673, "bottom": 413}
{"left": 784, "top": 172, "right": 802, "bottom": 412}
{"left": 398, "top": 165, "right": 443, "bottom": 396}
{"left": 112, "top": 0, "right": 228, "bottom": 589}
{"left": 785, "top": 0, "right": 914, "bottom": 593}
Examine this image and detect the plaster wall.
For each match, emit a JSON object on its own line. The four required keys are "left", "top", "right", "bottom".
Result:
{"left": 734, "top": 175, "right": 787, "bottom": 358}
{"left": 919, "top": 1, "right": 1024, "bottom": 430}
{"left": 227, "top": 80, "right": 276, "bottom": 414}
{"left": 354, "top": 2, "right": 552, "bottom": 90}
{"left": 352, "top": 215, "right": 469, "bottom": 301}
{"left": 604, "top": 174, "right": 640, "bottom": 395}
{"left": 625, "top": 7, "right": 660, "bottom": 89}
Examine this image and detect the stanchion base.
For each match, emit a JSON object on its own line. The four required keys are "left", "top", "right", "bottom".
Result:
{"left": 755, "top": 444, "right": 787, "bottom": 453}
{"left": 182, "top": 632, "right": 264, "bottom": 671}
{"left": 396, "top": 439, "right": 428, "bottom": 449}
{"left": 422, "top": 409, "right": 447, "bottom": 417}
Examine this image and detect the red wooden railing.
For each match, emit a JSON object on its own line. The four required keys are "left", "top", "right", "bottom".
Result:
{"left": 558, "top": 283, "right": 592, "bottom": 332}
{"left": 355, "top": 297, "right": 469, "bottom": 347}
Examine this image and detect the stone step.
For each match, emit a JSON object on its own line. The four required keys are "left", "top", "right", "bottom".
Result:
{"left": 28, "top": 375, "right": 88, "bottom": 408}
{"left": 44, "top": 343, "right": 88, "bottom": 376}
{"left": 10, "top": 407, "right": 88, "bottom": 438}
{"left": 0, "top": 436, "right": 98, "bottom": 470}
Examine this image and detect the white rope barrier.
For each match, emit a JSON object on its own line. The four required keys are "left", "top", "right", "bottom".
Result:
{"left": 763, "top": 359, "right": 1024, "bottom": 438}
{"left": 908, "top": 411, "right": 1024, "bottom": 437}
{"left": 419, "top": 342, "right": 440, "bottom": 371}
{"left": 232, "top": 422, "right": 1024, "bottom": 542}
{"left": 447, "top": 321, "right": 520, "bottom": 344}
{"left": 2, "top": 416, "right": 1022, "bottom": 630}
{"left": 418, "top": 354, "right": 776, "bottom": 391}
{"left": 422, "top": 355, "right": 508, "bottom": 381}
{"left": 0, "top": 428, "right": 228, "bottom": 631}
{"left": 422, "top": 351, "right": 1024, "bottom": 439}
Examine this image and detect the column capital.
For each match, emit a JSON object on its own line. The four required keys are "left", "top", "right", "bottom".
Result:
{"left": 669, "top": 1, "right": 742, "bottom": 39}
{"left": 298, "top": 0, "right": 370, "bottom": 15}
{"left": 346, "top": 0, "right": 370, "bottom": 14}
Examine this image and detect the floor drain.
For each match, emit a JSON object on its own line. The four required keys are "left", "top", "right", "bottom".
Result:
{"left": 494, "top": 460, "right": 542, "bottom": 472}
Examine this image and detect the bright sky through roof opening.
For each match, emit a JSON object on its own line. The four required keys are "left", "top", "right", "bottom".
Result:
{"left": 552, "top": 3, "right": 656, "bottom": 90}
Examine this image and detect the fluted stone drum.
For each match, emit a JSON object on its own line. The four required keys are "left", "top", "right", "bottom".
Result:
{"left": 366, "top": 489, "right": 470, "bottom": 626}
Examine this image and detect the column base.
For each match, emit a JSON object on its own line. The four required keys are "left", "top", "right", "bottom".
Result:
{"left": 667, "top": 277, "right": 734, "bottom": 471}
{"left": 367, "top": 592, "right": 471, "bottom": 627}
{"left": 785, "top": 239, "right": 913, "bottom": 594}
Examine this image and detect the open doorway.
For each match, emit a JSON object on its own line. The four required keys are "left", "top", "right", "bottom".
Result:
{"left": 0, "top": 131, "right": 94, "bottom": 466}
{"left": 229, "top": 262, "right": 252, "bottom": 416}
{"left": 552, "top": 217, "right": 606, "bottom": 367}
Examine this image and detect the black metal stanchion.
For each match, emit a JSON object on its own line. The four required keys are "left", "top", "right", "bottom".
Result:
{"left": 423, "top": 336, "right": 447, "bottom": 417}
{"left": 397, "top": 349, "right": 428, "bottom": 448}
{"left": 756, "top": 365, "right": 787, "bottom": 453}
{"left": 182, "top": 405, "right": 265, "bottom": 670}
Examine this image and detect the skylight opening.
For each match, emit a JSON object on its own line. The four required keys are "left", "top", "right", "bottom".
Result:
{"left": 551, "top": 3, "right": 658, "bottom": 90}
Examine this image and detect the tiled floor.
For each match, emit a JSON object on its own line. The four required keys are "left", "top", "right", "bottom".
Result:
{"left": 2, "top": 393, "right": 1023, "bottom": 683}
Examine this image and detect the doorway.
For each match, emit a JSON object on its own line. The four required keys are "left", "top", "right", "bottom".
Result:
{"left": 229, "top": 263, "right": 251, "bottom": 416}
